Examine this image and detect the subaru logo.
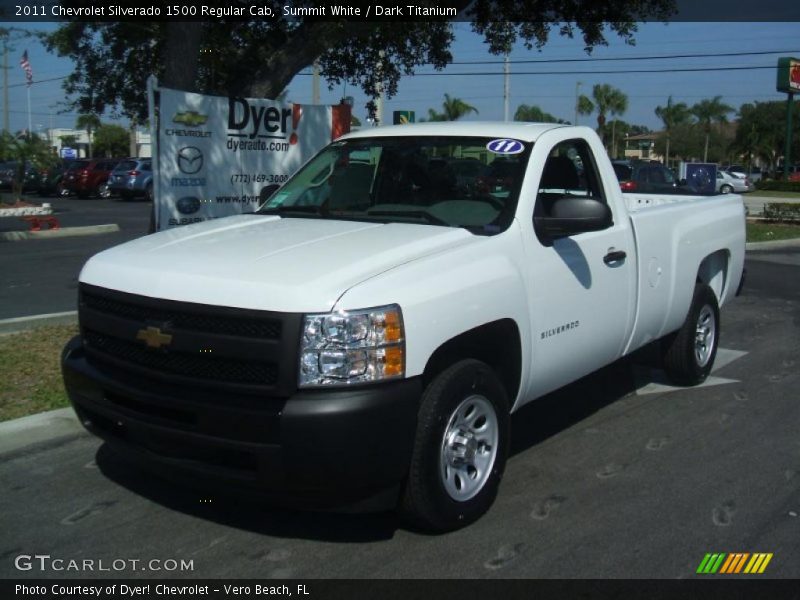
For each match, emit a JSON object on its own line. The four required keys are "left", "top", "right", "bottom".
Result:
{"left": 176, "top": 196, "right": 201, "bottom": 215}
{"left": 177, "top": 146, "right": 203, "bottom": 174}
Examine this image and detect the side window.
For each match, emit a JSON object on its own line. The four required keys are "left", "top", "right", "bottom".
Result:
{"left": 537, "top": 139, "right": 606, "bottom": 203}
{"left": 534, "top": 139, "right": 611, "bottom": 241}
{"left": 648, "top": 167, "right": 666, "bottom": 184}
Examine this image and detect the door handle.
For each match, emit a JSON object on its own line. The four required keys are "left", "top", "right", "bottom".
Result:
{"left": 603, "top": 249, "right": 627, "bottom": 265}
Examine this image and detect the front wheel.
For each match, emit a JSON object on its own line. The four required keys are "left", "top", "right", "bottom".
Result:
{"left": 400, "top": 359, "right": 509, "bottom": 532}
{"left": 662, "top": 283, "right": 720, "bottom": 385}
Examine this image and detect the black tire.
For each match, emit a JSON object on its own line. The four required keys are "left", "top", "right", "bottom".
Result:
{"left": 144, "top": 182, "right": 153, "bottom": 203}
{"left": 401, "top": 359, "right": 509, "bottom": 532}
{"left": 720, "top": 184, "right": 733, "bottom": 194}
{"left": 662, "top": 283, "right": 720, "bottom": 386}
{"left": 98, "top": 182, "right": 111, "bottom": 199}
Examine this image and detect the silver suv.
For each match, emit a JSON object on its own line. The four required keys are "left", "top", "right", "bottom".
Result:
{"left": 108, "top": 158, "right": 153, "bottom": 201}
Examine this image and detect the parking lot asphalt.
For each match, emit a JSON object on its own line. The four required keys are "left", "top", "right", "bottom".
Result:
{"left": 0, "top": 252, "right": 798, "bottom": 579}
{"left": 0, "top": 194, "right": 151, "bottom": 320}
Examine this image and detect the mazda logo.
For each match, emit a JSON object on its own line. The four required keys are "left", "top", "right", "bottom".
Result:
{"left": 177, "top": 146, "right": 203, "bottom": 174}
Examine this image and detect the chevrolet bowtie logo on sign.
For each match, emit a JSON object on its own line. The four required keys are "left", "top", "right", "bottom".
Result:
{"left": 696, "top": 552, "right": 773, "bottom": 574}
{"left": 136, "top": 326, "right": 173, "bottom": 349}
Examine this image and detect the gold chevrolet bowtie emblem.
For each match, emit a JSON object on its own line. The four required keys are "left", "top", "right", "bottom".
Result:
{"left": 136, "top": 326, "right": 173, "bottom": 349}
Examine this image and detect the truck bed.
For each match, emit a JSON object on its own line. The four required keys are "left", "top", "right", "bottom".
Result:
{"left": 622, "top": 192, "right": 746, "bottom": 355}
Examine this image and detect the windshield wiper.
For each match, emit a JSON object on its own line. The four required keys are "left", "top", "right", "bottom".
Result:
{"left": 365, "top": 210, "right": 449, "bottom": 226}
{"left": 258, "top": 205, "right": 329, "bottom": 217}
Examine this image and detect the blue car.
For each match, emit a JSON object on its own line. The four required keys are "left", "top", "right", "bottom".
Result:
{"left": 108, "top": 158, "right": 153, "bottom": 201}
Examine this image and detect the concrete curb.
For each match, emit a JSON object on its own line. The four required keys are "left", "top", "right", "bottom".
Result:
{"left": 0, "top": 223, "right": 120, "bottom": 243}
{"left": 0, "top": 311, "right": 78, "bottom": 335}
{"left": 0, "top": 407, "right": 84, "bottom": 456}
{"left": 746, "top": 238, "right": 800, "bottom": 251}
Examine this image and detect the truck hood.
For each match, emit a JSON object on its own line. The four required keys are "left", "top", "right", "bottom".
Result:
{"left": 80, "top": 215, "right": 479, "bottom": 312}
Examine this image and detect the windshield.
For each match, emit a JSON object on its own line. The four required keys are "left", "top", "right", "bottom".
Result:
{"left": 257, "top": 136, "right": 531, "bottom": 235}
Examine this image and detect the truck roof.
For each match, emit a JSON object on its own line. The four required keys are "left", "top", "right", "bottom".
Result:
{"left": 340, "top": 121, "right": 573, "bottom": 142}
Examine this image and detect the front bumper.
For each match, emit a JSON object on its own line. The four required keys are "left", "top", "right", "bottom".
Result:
{"left": 62, "top": 336, "right": 421, "bottom": 509}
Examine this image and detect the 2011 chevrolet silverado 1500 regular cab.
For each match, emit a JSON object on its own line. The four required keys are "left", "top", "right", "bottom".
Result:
{"left": 62, "top": 123, "right": 745, "bottom": 531}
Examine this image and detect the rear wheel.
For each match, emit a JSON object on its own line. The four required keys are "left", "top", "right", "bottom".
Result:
{"left": 401, "top": 359, "right": 509, "bottom": 532}
{"left": 144, "top": 182, "right": 153, "bottom": 203}
{"left": 662, "top": 283, "right": 720, "bottom": 385}
{"left": 720, "top": 184, "right": 733, "bottom": 194}
{"left": 97, "top": 182, "right": 111, "bottom": 199}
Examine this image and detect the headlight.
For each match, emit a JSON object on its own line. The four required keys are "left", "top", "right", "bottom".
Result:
{"left": 299, "top": 304, "right": 405, "bottom": 387}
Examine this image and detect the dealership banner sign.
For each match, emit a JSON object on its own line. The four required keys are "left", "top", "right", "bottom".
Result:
{"left": 151, "top": 83, "right": 350, "bottom": 230}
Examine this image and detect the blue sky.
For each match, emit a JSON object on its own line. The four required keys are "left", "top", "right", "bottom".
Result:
{"left": 5, "top": 21, "right": 800, "bottom": 134}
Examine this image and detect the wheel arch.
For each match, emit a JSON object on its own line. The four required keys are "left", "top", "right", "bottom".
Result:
{"left": 422, "top": 319, "right": 522, "bottom": 409}
{"left": 696, "top": 249, "right": 730, "bottom": 305}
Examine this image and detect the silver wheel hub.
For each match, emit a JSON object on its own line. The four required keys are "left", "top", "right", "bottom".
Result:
{"left": 440, "top": 394, "right": 499, "bottom": 502}
{"left": 694, "top": 305, "right": 716, "bottom": 367}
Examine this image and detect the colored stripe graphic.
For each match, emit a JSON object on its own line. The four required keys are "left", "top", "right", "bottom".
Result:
{"left": 698, "top": 553, "right": 773, "bottom": 574}
{"left": 697, "top": 553, "right": 727, "bottom": 573}
{"left": 744, "top": 553, "right": 773, "bottom": 574}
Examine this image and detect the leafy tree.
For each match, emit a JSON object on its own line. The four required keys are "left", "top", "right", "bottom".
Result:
{"left": 733, "top": 101, "right": 800, "bottom": 175}
{"left": 42, "top": 1, "right": 675, "bottom": 121}
{"left": 0, "top": 132, "right": 57, "bottom": 200}
{"left": 75, "top": 112, "right": 101, "bottom": 158}
{"left": 514, "top": 104, "right": 566, "bottom": 123}
{"left": 92, "top": 124, "right": 129, "bottom": 158}
{"left": 59, "top": 134, "right": 78, "bottom": 148}
{"left": 654, "top": 95, "right": 690, "bottom": 167}
{"left": 691, "top": 96, "right": 734, "bottom": 163}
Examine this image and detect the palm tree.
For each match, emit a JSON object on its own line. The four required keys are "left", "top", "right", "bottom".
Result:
{"left": 691, "top": 96, "right": 734, "bottom": 162}
{"left": 440, "top": 94, "right": 478, "bottom": 121}
{"left": 577, "top": 94, "right": 594, "bottom": 124}
{"left": 654, "top": 96, "right": 690, "bottom": 167}
{"left": 607, "top": 90, "right": 628, "bottom": 158}
{"left": 578, "top": 84, "right": 628, "bottom": 152}
{"left": 75, "top": 112, "right": 101, "bottom": 158}
{"left": 425, "top": 108, "right": 447, "bottom": 122}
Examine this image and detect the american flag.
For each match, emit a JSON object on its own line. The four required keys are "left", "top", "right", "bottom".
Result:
{"left": 20, "top": 50, "right": 33, "bottom": 87}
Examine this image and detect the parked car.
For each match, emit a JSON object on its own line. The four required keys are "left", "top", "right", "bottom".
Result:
{"left": 0, "top": 161, "right": 42, "bottom": 192}
{"left": 726, "top": 164, "right": 762, "bottom": 184}
{"left": 611, "top": 160, "right": 695, "bottom": 194}
{"left": 63, "top": 123, "right": 745, "bottom": 531}
{"left": 108, "top": 158, "right": 153, "bottom": 201}
{"left": 716, "top": 169, "right": 753, "bottom": 194}
{"left": 37, "top": 160, "right": 77, "bottom": 197}
{"left": 63, "top": 159, "right": 119, "bottom": 198}
{"left": 771, "top": 164, "right": 800, "bottom": 180}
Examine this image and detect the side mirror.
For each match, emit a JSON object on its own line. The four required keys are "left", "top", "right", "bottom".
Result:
{"left": 534, "top": 196, "right": 612, "bottom": 238}
{"left": 260, "top": 183, "right": 281, "bottom": 203}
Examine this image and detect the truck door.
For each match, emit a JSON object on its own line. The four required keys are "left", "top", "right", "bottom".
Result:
{"left": 520, "top": 137, "right": 636, "bottom": 402}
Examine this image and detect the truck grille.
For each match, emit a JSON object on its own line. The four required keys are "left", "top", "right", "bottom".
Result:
{"left": 78, "top": 284, "right": 301, "bottom": 395}
{"left": 83, "top": 329, "right": 278, "bottom": 385}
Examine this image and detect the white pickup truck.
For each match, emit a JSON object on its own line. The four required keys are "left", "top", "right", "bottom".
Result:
{"left": 62, "top": 123, "right": 745, "bottom": 531}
